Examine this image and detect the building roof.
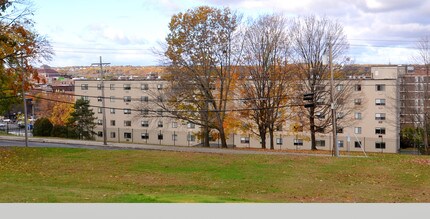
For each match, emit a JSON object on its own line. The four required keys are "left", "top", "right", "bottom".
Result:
{"left": 37, "top": 65, "right": 61, "bottom": 77}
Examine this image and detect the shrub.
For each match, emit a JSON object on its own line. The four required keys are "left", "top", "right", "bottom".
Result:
{"left": 51, "top": 125, "right": 78, "bottom": 139}
{"left": 33, "top": 118, "right": 53, "bottom": 137}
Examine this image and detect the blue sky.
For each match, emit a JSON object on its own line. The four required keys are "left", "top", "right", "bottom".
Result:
{"left": 31, "top": 0, "right": 430, "bottom": 67}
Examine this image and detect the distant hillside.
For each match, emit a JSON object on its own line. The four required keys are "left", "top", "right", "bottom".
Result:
{"left": 54, "top": 66, "right": 167, "bottom": 77}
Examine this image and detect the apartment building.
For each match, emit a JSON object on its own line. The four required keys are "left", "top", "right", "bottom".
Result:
{"left": 74, "top": 67, "right": 402, "bottom": 153}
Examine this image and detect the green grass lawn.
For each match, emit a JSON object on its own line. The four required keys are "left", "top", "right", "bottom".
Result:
{"left": 0, "top": 147, "right": 429, "bottom": 203}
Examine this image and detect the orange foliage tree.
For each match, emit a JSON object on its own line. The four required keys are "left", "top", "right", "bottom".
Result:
{"left": 147, "top": 6, "right": 241, "bottom": 148}
{"left": 0, "top": 0, "right": 52, "bottom": 115}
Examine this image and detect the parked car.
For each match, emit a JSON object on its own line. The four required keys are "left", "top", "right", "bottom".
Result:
{"left": 0, "top": 123, "right": 6, "bottom": 127}
{"left": 17, "top": 121, "right": 25, "bottom": 128}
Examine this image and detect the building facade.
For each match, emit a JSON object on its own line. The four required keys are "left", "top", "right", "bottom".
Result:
{"left": 74, "top": 67, "right": 402, "bottom": 153}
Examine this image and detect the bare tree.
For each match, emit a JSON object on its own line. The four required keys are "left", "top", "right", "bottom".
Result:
{"left": 238, "top": 14, "right": 292, "bottom": 149}
{"left": 410, "top": 36, "right": 430, "bottom": 154}
{"left": 289, "top": 15, "right": 352, "bottom": 150}
{"left": 148, "top": 6, "right": 241, "bottom": 148}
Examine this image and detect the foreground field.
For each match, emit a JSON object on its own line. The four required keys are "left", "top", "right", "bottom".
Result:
{"left": 0, "top": 147, "right": 429, "bottom": 202}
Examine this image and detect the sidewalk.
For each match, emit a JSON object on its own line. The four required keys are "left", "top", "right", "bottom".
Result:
{"left": 0, "top": 135, "right": 336, "bottom": 157}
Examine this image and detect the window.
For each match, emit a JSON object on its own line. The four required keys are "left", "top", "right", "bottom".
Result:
{"left": 110, "top": 96, "right": 115, "bottom": 102}
{"left": 110, "top": 84, "right": 115, "bottom": 90}
{"left": 187, "top": 134, "right": 196, "bottom": 142}
{"left": 354, "top": 112, "right": 362, "bottom": 120}
{"left": 354, "top": 98, "right": 361, "bottom": 105}
{"left": 375, "top": 99, "right": 386, "bottom": 106}
{"left": 172, "top": 122, "right": 178, "bottom": 128}
{"left": 81, "top": 84, "right": 88, "bottom": 90}
{"left": 172, "top": 134, "right": 178, "bottom": 141}
{"left": 158, "top": 133, "right": 163, "bottom": 140}
{"left": 110, "top": 132, "right": 116, "bottom": 138}
{"left": 187, "top": 122, "right": 195, "bottom": 129}
{"left": 110, "top": 120, "right": 116, "bottom": 126}
{"left": 240, "top": 137, "right": 250, "bottom": 144}
{"left": 316, "top": 140, "right": 325, "bottom": 147}
{"left": 336, "top": 84, "right": 344, "bottom": 91}
{"left": 141, "top": 121, "right": 149, "bottom": 127}
{"left": 97, "top": 131, "right": 103, "bottom": 137}
{"left": 123, "top": 96, "right": 131, "bottom": 102}
{"left": 157, "top": 109, "right": 163, "bottom": 116}
{"left": 354, "top": 141, "right": 362, "bottom": 148}
{"left": 337, "top": 127, "right": 343, "bottom": 134}
{"left": 141, "top": 133, "right": 149, "bottom": 140}
{"left": 376, "top": 84, "right": 385, "bottom": 91}
{"left": 141, "top": 96, "right": 148, "bottom": 102}
{"left": 354, "top": 84, "right": 361, "bottom": 91}
{"left": 82, "top": 96, "right": 89, "bottom": 101}
{"left": 375, "top": 127, "right": 386, "bottom": 135}
{"left": 98, "top": 107, "right": 102, "bottom": 114}
{"left": 124, "top": 132, "right": 132, "bottom": 139}
{"left": 375, "top": 113, "right": 386, "bottom": 120}
{"left": 316, "top": 112, "right": 325, "bottom": 119}
{"left": 124, "top": 121, "right": 131, "bottom": 126}
{"left": 141, "top": 84, "right": 149, "bottom": 90}
{"left": 354, "top": 127, "right": 362, "bottom": 134}
{"left": 157, "top": 84, "right": 163, "bottom": 90}
{"left": 276, "top": 125, "right": 283, "bottom": 131}
{"left": 276, "top": 138, "right": 283, "bottom": 145}
{"left": 375, "top": 142, "right": 386, "bottom": 149}
{"left": 141, "top": 109, "right": 149, "bottom": 116}
{"left": 157, "top": 96, "right": 163, "bottom": 102}
{"left": 97, "top": 96, "right": 103, "bottom": 102}
{"left": 124, "top": 109, "right": 132, "bottom": 114}
{"left": 158, "top": 121, "right": 163, "bottom": 128}
{"left": 97, "top": 84, "right": 102, "bottom": 90}
{"left": 123, "top": 84, "right": 131, "bottom": 90}
{"left": 97, "top": 120, "right": 103, "bottom": 125}
{"left": 336, "top": 112, "right": 344, "bottom": 119}
{"left": 338, "top": 140, "right": 344, "bottom": 148}
{"left": 294, "top": 139, "right": 304, "bottom": 146}
{"left": 110, "top": 108, "right": 115, "bottom": 114}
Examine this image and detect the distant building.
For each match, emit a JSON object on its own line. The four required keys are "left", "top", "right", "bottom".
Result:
{"left": 74, "top": 67, "right": 402, "bottom": 153}
{"left": 37, "top": 65, "right": 61, "bottom": 84}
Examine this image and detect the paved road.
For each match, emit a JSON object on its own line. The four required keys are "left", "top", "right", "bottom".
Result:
{"left": 0, "top": 136, "right": 339, "bottom": 157}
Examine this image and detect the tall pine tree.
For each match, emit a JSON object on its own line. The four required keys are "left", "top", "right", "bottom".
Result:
{"left": 68, "top": 99, "right": 96, "bottom": 140}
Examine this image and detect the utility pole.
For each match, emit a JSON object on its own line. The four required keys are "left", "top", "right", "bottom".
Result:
{"left": 92, "top": 56, "right": 110, "bottom": 146}
{"left": 21, "top": 55, "right": 28, "bottom": 147}
{"left": 329, "top": 39, "right": 339, "bottom": 157}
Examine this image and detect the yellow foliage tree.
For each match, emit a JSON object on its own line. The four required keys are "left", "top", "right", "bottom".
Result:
{"left": 49, "top": 102, "right": 74, "bottom": 126}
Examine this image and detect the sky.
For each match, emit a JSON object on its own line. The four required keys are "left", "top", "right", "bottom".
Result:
{"left": 31, "top": 0, "right": 430, "bottom": 67}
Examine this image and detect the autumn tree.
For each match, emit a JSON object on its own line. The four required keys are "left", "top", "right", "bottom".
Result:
{"left": 238, "top": 14, "right": 292, "bottom": 150}
{"left": 68, "top": 99, "right": 96, "bottom": 140}
{"left": 150, "top": 6, "right": 240, "bottom": 147}
{"left": 50, "top": 102, "right": 74, "bottom": 126}
{"left": 289, "top": 15, "right": 352, "bottom": 150}
{"left": 0, "top": 0, "right": 52, "bottom": 115}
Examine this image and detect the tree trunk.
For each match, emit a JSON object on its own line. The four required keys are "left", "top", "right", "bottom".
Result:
{"left": 310, "top": 109, "right": 317, "bottom": 150}
{"left": 219, "top": 127, "right": 228, "bottom": 148}
{"left": 204, "top": 124, "right": 210, "bottom": 147}
{"left": 269, "top": 127, "right": 275, "bottom": 150}
{"left": 260, "top": 129, "right": 267, "bottom": 149}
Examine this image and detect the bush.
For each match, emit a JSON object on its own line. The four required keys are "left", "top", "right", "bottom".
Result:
{"left": 33, "top": 118, "right": 53, "bottom": 137}
{"left": 51, "top": 125, "right": 78, "bottom": 139}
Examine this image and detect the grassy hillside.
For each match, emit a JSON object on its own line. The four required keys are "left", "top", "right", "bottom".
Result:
{"left": 0, "top": 147, "right": 429, "bottom": 202}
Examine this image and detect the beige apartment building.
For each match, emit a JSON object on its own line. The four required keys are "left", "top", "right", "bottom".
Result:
{"left": 74, "top": 66, "right": 402, "bottom": 153}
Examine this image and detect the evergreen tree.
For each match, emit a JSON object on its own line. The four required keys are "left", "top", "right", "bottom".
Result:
{"left": 68, "top": 99, "right": 96, "bottom": 140}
